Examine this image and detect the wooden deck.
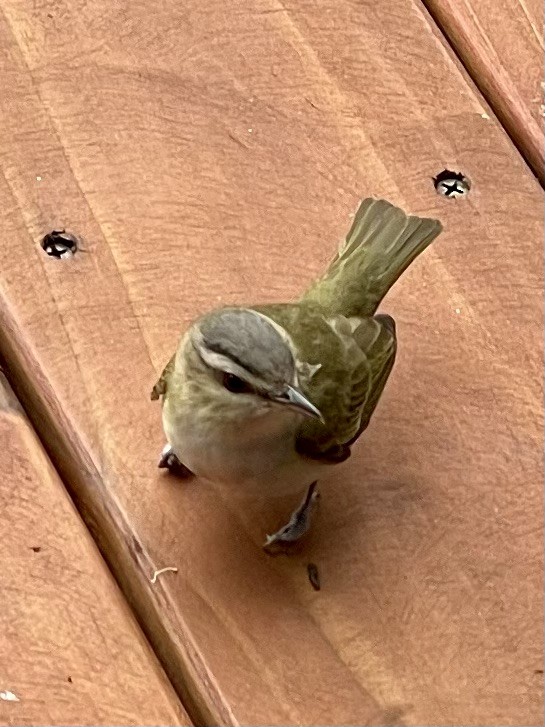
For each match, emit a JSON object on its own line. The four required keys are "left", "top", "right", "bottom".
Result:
{"left": 0, "top": 375, "right": 189, "bottom": 726}
{"left": 0, "top": 0, "right": 542, "bottom": 724}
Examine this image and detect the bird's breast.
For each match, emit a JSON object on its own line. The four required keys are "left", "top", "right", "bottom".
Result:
{"left": 162, "top": 398, "right": 323, "bottom": 497}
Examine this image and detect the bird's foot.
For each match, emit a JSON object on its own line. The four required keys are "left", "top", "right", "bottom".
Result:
{"left": 263, "top": 481, "right": 320, "bottom": 554}
{"left": 158, "top": 444, "right": 194, "bottom": 478}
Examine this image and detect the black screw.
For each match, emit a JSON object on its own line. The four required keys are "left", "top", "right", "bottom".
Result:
{"left": 41, "top": 230, "right": 78, "bottom": 258}
{"left": 433, "top": 170, "right": 471, "bottom": 198}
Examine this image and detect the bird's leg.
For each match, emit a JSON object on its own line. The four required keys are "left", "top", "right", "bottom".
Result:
{"left": 158, "top": 443, "right": 194, "bottom": 478}
{"left": 263, "top": 481, "right": 319, "bottom": 553}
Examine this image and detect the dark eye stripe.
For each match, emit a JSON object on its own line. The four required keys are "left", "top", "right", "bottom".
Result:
{"left": 222, "top": 372, "right": 254, "bottom": 394}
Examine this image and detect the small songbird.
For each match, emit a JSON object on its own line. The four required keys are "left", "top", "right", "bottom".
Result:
{"left": 152, "top": 198, "right": 442, "bottom": 548}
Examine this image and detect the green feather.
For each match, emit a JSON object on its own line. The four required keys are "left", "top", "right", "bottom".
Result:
{"left": 257, "top": 198, "right": 442, "bottom": 462}
{"left": 151, "top": 353, "right": 175, "bottom": 400}
{"left": 155, "top": 198, "right": 443, "bottom": 465}
{"left": 302, "top": 197, "right": 442, "bottom": 317}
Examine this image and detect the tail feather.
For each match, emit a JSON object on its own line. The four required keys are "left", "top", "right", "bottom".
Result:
{"left": 302, "top": 198, "right": 443, "bottom": 317}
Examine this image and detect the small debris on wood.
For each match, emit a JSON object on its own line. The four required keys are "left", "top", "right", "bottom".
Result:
{"left": 150, "top": 566, "right": 178, "bottom": 584}
{"left": 305, "top": 97, "right": 320, "bottom": 110}
{"left": 227, "top": 131, "right": 250, "bottom": 149}
{"left": 0, "top": 691, "right": 19, "bottom": 702}
{"left": 307, "top": 562, "right": 321, "bottom": 591}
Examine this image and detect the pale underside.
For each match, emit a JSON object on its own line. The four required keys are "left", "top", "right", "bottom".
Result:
{"left": 157, "top": 303, "right": 396, "bottom": 497}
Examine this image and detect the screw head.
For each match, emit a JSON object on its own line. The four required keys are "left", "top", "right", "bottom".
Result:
{"left": 433, "top": 170, "right": 471, "bottom": 198}
{"left": 41, "top": 229, "right": 78, "bottom": 258}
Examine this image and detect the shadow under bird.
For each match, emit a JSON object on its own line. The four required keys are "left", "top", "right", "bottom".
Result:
{"left": 151, "top": 198, "right": 443, "bottom": 548}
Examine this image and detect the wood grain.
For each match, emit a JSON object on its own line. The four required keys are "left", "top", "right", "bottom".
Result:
{"left": 0, "top": 374, "right": 189, "bottom": 726}
{"left": 0, "top": 0, "right": 542, "bottom": 724}
{"left": 424, "top": 0, "right": 544, "bottom": 182}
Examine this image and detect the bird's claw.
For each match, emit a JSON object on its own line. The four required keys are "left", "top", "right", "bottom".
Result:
{"left": 158, "top": 444, "right": 194, "bottom": 478}
{"left": 263, "top": 481, "right": 320, "bottom": 553}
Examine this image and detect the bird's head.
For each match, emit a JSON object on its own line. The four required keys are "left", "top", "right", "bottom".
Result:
{"left": 185, "top": 308, "right": 323, "bottom": 422}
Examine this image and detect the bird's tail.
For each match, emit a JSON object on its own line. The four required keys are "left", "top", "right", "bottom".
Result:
{"left": 301, "top": 198, "right": 443, "bottom": 317}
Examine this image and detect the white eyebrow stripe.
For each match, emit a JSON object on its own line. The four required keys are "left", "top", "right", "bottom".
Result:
{"left": 194, "top": 341, "right": 259, "bottom": 384}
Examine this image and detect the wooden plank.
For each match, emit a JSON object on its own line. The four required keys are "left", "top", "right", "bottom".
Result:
{"left": 424, "top": 0, "right": 544, "bottom": 182}
{"left": 0, "top": 0, "right": 542, "bottom": 724}
{"left": 0, "top": 374, "right": 190, "bottom": 725}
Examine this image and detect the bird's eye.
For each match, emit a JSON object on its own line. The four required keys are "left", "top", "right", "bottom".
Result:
{"left": 222, "top": 372, "right": 252, "bottom": 394}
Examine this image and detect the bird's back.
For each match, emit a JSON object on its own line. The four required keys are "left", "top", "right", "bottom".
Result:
{"left": 253, "top": 302, "right": 396, "bottom": 463}
{"left": 254, "top": 198, "right": 442, "bottom": 461}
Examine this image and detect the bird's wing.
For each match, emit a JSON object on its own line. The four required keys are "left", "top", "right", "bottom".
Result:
{"left": 150, "top": 353, "right": 176, "bottom": 400}
{"left": 343, "top": 314, "right": 397, "bottom": 443}
{"left": 253, "top": 304, "right": 397, "bottom": 464}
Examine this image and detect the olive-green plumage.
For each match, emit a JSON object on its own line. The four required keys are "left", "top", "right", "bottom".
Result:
{"left": 303, "top": 197, "right": 442, "bottom": 317}
{"left": 153, "top": 197, "right": 442, "bottom": 502}
{"left": 252, "top": 198, "right": 442, "bottom": 462}
{"left": 251, "top": 303, "right": 397, "bottom": 462}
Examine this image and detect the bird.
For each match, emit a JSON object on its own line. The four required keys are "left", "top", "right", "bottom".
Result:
{"left": 151, "top": 198, "right": 442, "bottom": 548}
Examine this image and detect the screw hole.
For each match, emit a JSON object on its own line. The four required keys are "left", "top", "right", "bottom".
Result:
{"left": 41, "top": 229, "right": 79, "bottom": 258}
{"left": 433, "top": 170, "right": 471, "bottom": 198}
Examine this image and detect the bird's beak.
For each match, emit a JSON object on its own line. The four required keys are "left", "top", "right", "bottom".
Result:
{"left": 271, "top": 385, "right": 324, "bottom": 421}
